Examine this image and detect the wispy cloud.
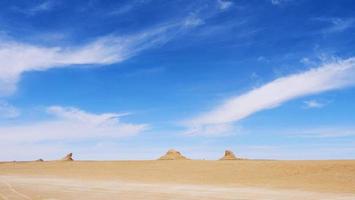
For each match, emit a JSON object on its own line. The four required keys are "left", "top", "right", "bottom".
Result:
{"left": 270, "top": 0, "right": 292, "bottom": 6}
{"left": 0, "top": 37, "right": 124, "bottom": 95}
{"left": 30, "top": 1, "right": 56, "bottom": 13}
{"left": 303, "top": 99, "right": 327, "bottom": 109}
{"left": 12, "top": 0, "right": 57, "bottom": 16}
{"left": 123, "top": 66, "right": 165, "bottom": 78}
{"left": 237, "top": 143, "right": 355, "bottom": 160}
{"left": 300, "top": 57, "right": 313, "bottom": 65}
{"left": 183, "top": 15, "right": 205, "bottom": 27}
{"left": 287, "top": 127, "right": 355, "bottom": 138}
{"left": 325, "top": 18, "right": 354, "bottom": 33}
{"left": 217, "top": 0, "right": 233, "bottom": 10}
{"left": 108, "top": 0, "right": 151, "bottom": 16}
{"left": 0, "top": 101, "right": 20, "bottom": 119}
{"left": 0, "top": 106, "right": 148, "bottom": 143}
{"left": 0, "top": 19, "right": 202, "bottom": 96}
{"left": 314, "top": 17, "right": 354, "bottom": 33}
{"left": 184, "top": 123, "right": 241, "bottom": 137}
{"left": 183, "top": 57, "right": 355, "bottom": 136}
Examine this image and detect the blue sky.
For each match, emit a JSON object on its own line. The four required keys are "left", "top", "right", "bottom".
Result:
{"left": 0, "top": 0, "right": 355, "bottom": 161}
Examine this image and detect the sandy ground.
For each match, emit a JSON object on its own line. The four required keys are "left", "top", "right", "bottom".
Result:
{"left": 0, "top": 160, "right": 354, "bottom": 199}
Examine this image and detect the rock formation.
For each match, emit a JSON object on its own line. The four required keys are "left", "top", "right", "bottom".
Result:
{"left": 61, "top": 153, "right": 74, "bottom": 161}
{"left": 158, "top": 149, "right": 189, "bottom": 160}
{"left": 35, "top": 159, "right": 44, "bottom": 162}
{"left": 219, "top": 150, "right": 240, "bottom": 160}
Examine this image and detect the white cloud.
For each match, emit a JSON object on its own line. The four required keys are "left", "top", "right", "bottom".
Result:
{"left": 183, "top": 15, "right": 205, "bottom": 27}
{"left": 184, "top": 123, "right": 239, "bottom": 137}
{"left": 0, "top": 19, "right": 201, "bottom": 95}
{"left": 237, "top": 143, "right": 355, "bottom": 160}
{"left": 313, "top": 17, "right": 354, "bottom": 34}
{"left": 13, "top": 0, "right": 57, "bottom": 16}
{"left": 324, "top": 18, "right": 354, "bottom": 33}
{"left": 183, "top": 57, "right": 355, "bottom": 136}
{"left": 303, "top": 100, "right": 326, "bottom": 109}
{"left": 270, "top": 0, "right": 292, "bottom": 5}
{"left": 0, "top": 106, "right": 148, "bottom": 142}
{"left": 288, "top": 127, "right": 355, "bottom": 138}
{"left": 300, "top": 57, "right": 312, "bottom": 65}
{"left": 30, "top": 1, "right": 56, "bottom": 13}
{"left": 0, "top": 101, "right": 20, "bottom": 119}
{"left": 108, "top": 0, "right": 151, "bottom": 16}
{"left": 217, "top": 0, "right": 233, "bottom": 10}
{"left": 270, "top": 0, "right": 281, "bottom": 5}
{"left": 257, "top": 56, "right": 268, "bottom": 62}
{"left": 0, "top": 37, "right": 123, "bottom": 95}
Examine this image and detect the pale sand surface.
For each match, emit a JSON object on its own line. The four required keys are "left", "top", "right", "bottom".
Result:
{"left": 0, "top": 160, "right": 354, "bottom": 199}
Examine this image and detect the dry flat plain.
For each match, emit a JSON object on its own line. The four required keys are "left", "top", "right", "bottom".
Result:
{"left": 0, "top": 160, "right": 354, "bottom": 200}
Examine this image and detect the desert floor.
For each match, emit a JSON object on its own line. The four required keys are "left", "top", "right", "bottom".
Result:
{"left": 0, "top": 160, "right": 354, "bottom": 199}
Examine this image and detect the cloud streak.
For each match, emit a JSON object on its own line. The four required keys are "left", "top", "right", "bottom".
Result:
{"left": 184, "top": 57, "right": 355, "bottom": 136}
{"left": 314, "top": 17, "right": 354, "bottom": 34}
{"left": 12, "top": 0, "right": 57, "bottom": 16}
{"left": 29, "top": 1, "right": 56, "bottom": 13}
{"left": 108, "top": 0, "right": 152, "bottom": 16}
{"left": 303, "top": 100, "right": 326, "bottom": 109}
{"left": 326, "top": 18, "right": 354, "bottom": 33}
{"left": 217, "top": 0, "right": 233, "bottom": 10}
{"left": 270, "top": 0, "right": 292, "bottom": 5}
{"left": 0, "top": 106, "right": 148, "bottom": 143}
{"left": 0, "top": 19, "right": 201, "bottom": 95}
{"left": 0, "top": 101, "right": 20, "bottom": 119}
{"left": 288, "top": 127, "right": 355, "bottom": 138}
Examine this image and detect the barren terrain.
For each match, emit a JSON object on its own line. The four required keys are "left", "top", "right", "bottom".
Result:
{"left": 0, "top": 160, "right": 354, "bottom": 199}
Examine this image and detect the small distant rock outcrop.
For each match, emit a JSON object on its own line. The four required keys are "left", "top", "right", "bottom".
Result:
{"left": 61, "top": 153, "right": 74, "bottom": 161}
{"left": 35, "top": 159, "right": 44, "bottom": 162}
{"left": 219, "top": 150, "right": 241, "bottom": 160}
{"left": 158, "top": 149, "right": 189, "bottom": 160}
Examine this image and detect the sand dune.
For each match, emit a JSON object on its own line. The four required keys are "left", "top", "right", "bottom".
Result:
{"left": 0, "top": 160, "right": 354, "bottom": 199}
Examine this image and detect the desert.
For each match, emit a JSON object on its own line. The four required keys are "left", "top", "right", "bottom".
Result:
{"left": 0, "top": 151, "right": 354, "bottom": 199}
{"left": 1, "top": 0, "right": 355, "bottom": 199}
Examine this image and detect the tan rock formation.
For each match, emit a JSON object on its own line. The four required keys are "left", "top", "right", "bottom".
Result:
{"left": 158, "top": 149, "right": 188, "bottom": 160}
{"left": 61, "top": 153, "right": 74, "bottom": 161}
{"left": 219, "top": 150, "right": 240, "bottom": 160}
